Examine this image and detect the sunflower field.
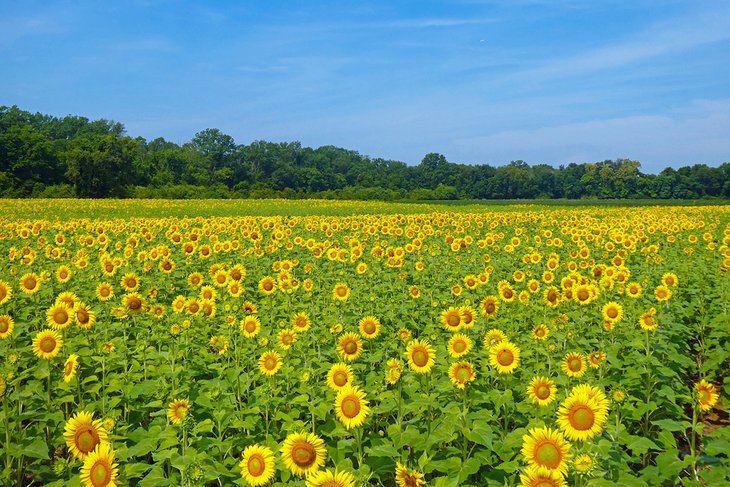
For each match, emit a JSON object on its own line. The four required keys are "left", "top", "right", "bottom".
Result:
{"left": 0, "top": 200, "right": 728, "bottom": 487}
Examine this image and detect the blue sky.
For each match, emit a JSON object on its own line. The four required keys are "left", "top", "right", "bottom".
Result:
{"left": 2, "top": 0, "right": 729, "bottom": 173}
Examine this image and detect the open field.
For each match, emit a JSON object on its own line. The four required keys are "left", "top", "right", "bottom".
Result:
{"left": 0, "top": 200, "right": 728, "bottom": 486}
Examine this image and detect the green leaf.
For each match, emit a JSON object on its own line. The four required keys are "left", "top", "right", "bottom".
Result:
{"left": 628, "top": 436, "right": 659, "bottom": 455}
{"left": 21, "top": 437, "right": 49, "bottom": 460}
{"left": 366, "top": 443, "right": 399, "bottom": 458}
{"left": 651, "top": 419, "right": 687, "bottom": 432}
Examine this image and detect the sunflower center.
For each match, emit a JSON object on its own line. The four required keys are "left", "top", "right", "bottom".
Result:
{"left": 90, "top": 460, "right": 111, "bottom": 486}
{"left": 412, "top": 348, "right": 429, "bottom": 367}
{"left": 535, "top": 328, "right": 545, "bottom": 337}
{"left": 333, "top": 371, "right": 348, "bottom": 387}
{"left": 0, "top": 288, "right": 6, "bottom": 300}
{"left": 75, "top": 425, "right": 100, "bottom": 453}
{"left": 569, "top": 404, "right": 595, "bottom": 430}
{"left": 100, "top": 287, "right": 110, "bottom": 297}
{"left": 64, "top": 361, "right": 74, "bottom": 376}
{"left": 40, "top": 336, "right": 57, "bottom": 353}
{"left": 336, "top": 287, "right": 347, "bottom": 297}
{"left": 127, "top": 298, "right": 142, "bottom": 310}
{"left": 54, "top": 309, "right": 69, "bottom": 324}
{"left": 291, "top": 441, "right": 316, "bottom": 467}
{"left": 534, "top": 440, "right": 562, "bottom": 468}
{"left": 447, "top": 314, "right": 460, "bottom": 327}
{"left": 245, "top": 322, "right": 257, "bottom": 333}
{"left": 452, "top": 340, "right": 467, "bottom": 353}
{"left": 247, "top": 454, "right": 265, "bottom": 477}
{"left": 455, "top": 366, "right": 471, "bottom": 382}
{"left": 536, "top": 385, "right": 551, "bottom": 399}
{"left": 699, "top": 390, "right": 711, "bottom": 403}
{"left": 343, "top": 340, "right": 357, "bottom": 354}
{"left": 0, "top": 320, "right": 8, "bottom": 333}
{"left": 607, "top": 308, "right": 618, "bottom": 318}
{"left": 569, "top": 358, "right": 582, "bottom": 371}
{"left": 363, "top": 322, "right": 376, "bottom": 334}
{"left": 263, "top": 281, "right": 273, "bottom": 291}
{"left": 577, "top": 290, "right": 589, "bottom": 301}
{"left": 264, "top": 357, "right": 277, "bottom": 370}
{"left": 497, "top": 349, "right": 514, "bottom": 366}
{"left": 485, "top": 303, "right": 495, "bottom": 314}
{"left": 77, "top": 309, "right": 89, "bottom": 324}
{"left": 342, "top": 396, "right": 361, "bottom": 418}
{"left": 24, "top": 277, "right": 37, "bottom": 289}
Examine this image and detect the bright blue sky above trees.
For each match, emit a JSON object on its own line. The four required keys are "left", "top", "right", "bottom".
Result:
{"left": 1, "top": 0, "right": 729, "bottom": 173}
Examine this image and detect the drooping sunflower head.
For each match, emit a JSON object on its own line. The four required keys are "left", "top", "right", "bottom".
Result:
{"left": 63, "top": 354, "right": 80, "bottom": 383}
{"left": 639, "top": 307, "right": 658, "bottom": 331}
{"left": 75, "top": 303, "right": 96, "bottom": 330}
{"left": 280, "top": 431, "right": 327, "bottom": 477}
{"left": 64, "top": 411, "right": 109, "bottom": 461}
{"left": 239, "top": 444, "right": 276, "bottom": 487}
{"left": 405, "top": 339, "right": 436, "bottom": 374}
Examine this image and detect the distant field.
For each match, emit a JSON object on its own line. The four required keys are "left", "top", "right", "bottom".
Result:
{"left": 1, "top": 198, "right": 726, "bottom": 220}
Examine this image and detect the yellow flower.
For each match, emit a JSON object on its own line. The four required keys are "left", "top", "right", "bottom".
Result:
{"left": 695, "top": 379, "right": 719, "bottom": 412}
{"left": 334, "top": 385, "right": 371, "bottom": 429}
{"left": 447, "top": 333, "right": 472, "bottom": 358}
{"left": 258, "top": 350, "right": 283, "bottom": 376}
{"left": 64, "top": 411, "right": 110, "bottom": 460}
{"left": 521, "top": 426, "right": 572, "bottom": 476}
{"left": 167, "top": 398, "right": 191, "bottom": 425}
{"left": 337, "top": 332, "right": 363, "bottom": 362}
{"left": 395, "top": 462, "right": 426, "bottom": 487}
{"left": 561, "top": 352, "right": 587, "bottom": 378}
{"left": 557, "top": 384, "right": 610, "bottom": 442}
{"left": 327, "top": 363, "right": 354, "bottom": 391}
{"left": 489, "top": 341, "right": 520, "bottom": 374}
{"left": 519, "top": 465, "right": 567, "bottom": 487}
{"left": 79, "top": 443, "right": 119, "bottom": 487}
{"left": 32, "top": 329, "right": 63, "bottom": 360}
{"left": 527, "top": 376, "right": 557, "bottom": 406}
{"left": 305, "top": 468, "right": 356, "bottom": 487}
{"left": 405, "top": 339, "right": 436, "bottom": 374}
{"left": 63, "top": 354, "right": 80, "bottom": 383}
{"left": 0, "top": 314, "right": 14, "bottom": 339}
{"left": 280, "top": 431, "right": 327, "bottom": 477}
{"left": 239, "top": 444, "right": 276, "bottom": 487}
{"left": 358, "top": 315, "right": 381, "bottom": 339}
{"left": 448, "top": 361, "right": 476, "bottom": 389}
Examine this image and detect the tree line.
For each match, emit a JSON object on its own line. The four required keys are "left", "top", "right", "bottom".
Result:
{"left": 1, "top": 105, "right": 728, "bottom": 200}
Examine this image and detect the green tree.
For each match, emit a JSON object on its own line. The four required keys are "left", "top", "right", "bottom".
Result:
{"left": 64, "top": 135, "right": 138, "bottom": 197}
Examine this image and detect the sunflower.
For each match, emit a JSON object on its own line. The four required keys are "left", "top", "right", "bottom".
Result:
{"left": 480, "top": 295, "right": 499, "bottom": 318}
{"left": 277, "top": 329, "right": 297, "bottom": 350}
{"left": 397, "top": 328, "right": 411, "bottom": 342}
{"left": 385, "top": 358, "right": 403, "bottom": 385}
{"left": 498, "top": 282, "right": 516, "bottom": 302}
{"left": 573, "top": 454, "right": 595, "bottom": 474}
{"left": 258, "top": 276, "right": 277, "bottom": 296}
{"left": 447, "top": 333, "right": 472, "bottom": 358}
{"left": 521, "top": 426, "right": 571, "bottom": 476}
{"left": 79, "top": 443, "right": 119, "bottom": 487}
{"left": 588, "top": 352, "right": 606, "bottom": 368}
{"left": 332, "top": 282, "right": 351, "bottom": 301}
{"left": 63, "top": 354, "right": 80, "bottom": 383}
{"left": 258, "top": 350, "right": 283, "bottom": 376}
{"left": 395, "top": 462, "right": 426, "bottom": 487}
{"left": 96, "top": 283, "right": 114, "bottom": 302}
{"left": 543, "top": 287, "right": 561, "bottom": 307}
{"left": 527, "top": 376, "right": 557, "bottom": 406}
{"left": 167, "top": 398, "right": 191, "bottom": 425}
{"left": 227, "top": 281, "right": 244, "bottom": 297}
{"left": 490, "top": 341, "right": 520, "bottom": 374}
{"left": 32, "top": 329, "right": 63, "bottom": 360}
{"left": 334, "top": 385, "right": 371, "bottom": 429}
{"left": 695, "top": 379, "right": 719, "bottom": 412}
{"left": 440, "top": 307, "right": 463, "bottom": 332}
{"left": 56, "top": 265, "right": 72, "bottom": 283}
{"left": 639, "top": 307, "right": 658, "bottom": 331}
{"left": 519, "top": 465, "right": 567, "bottom": 487}
{"left": 187, "top": 272, "right": 204, "bottom": 288}
{"left": 654, "top": 285, "right": 672, "bottom": 302}
{"left": 561, "top": 352, "right": 587, "bottom": 378}
{"left": 122, "top": 293, "right": 145, "bottom": 314}
{"left": 19, "top": 273, "right": 41, "bottom": 294}
{"left": 0, "top": 314, "right": 14, "bottom": 339}
{"left": 405, "top": 339, "right": 436, "bottom": 374}
{"left": 573, "top": 284, "right": 596, "bottom": 305}
{"left": 661, "top": 272, "right": 679, "bottom": 287}
{"left": 240, "top": 316, "right": 262, "bottom": 338}
{"left": 120, "top": 273, "right": 140, "bottom": 292}
{"left": 244, "top": 301, "right": 258, "bottom": 314}
{"left": 229, "top": 264, "right": 247, "bottom": 282}
{"left": 305, "top": 468, "right": 356, "bottom": 487}
{"left": 337, "top": 332, "right": 363, "bottom": 362}
{"left": 408, "top": 285, "right": 421, "bottom": 299}
{"left": 327, "top": 363, "right": 354, "bottom": 391}
{"left": 601, "top": 302, "right": 623, "bottom": 323}
{"left": 64, "top": 411, "right": 110, "bottom": 460}
{"left": 459, "top": 306, "right": 476, "bottom": 329}
{"left": 0, "top": 280, "right": 12, "bottom": 305}
{"left": 483, "top": 328, "right": 507, "bottom": 348}
{"left": 557, "top": 386, "right": 610, "bottom": 442}
{"left": 359, "top": 315, "right": 381, "bottom": 339}
{"left": 239, "top": 444, "right": 276, "bottom": 487}
{"left": 625, "top": 282, "right": 642, "bottom": 298}
{"left": 448, "top": 361, "right": 476, "bottom": 389}
{"left": 75, "top": 303, "right": 96, "bottom": 330}
{"left": 292, "top": 312, "right": 311, "bottom": 332}
{"left": 532, "top": 324, "right": 549, "bottom": 340}
{"left": 280, "top": 431, "right": 327, "bottom": 477}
